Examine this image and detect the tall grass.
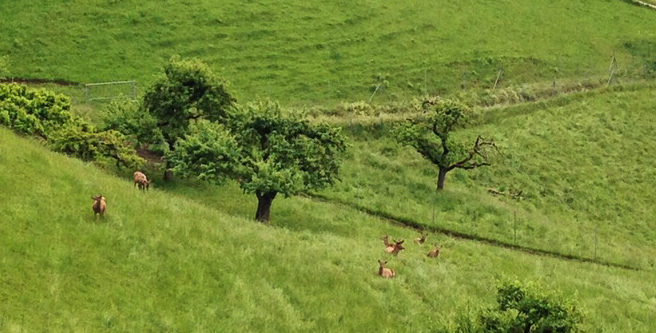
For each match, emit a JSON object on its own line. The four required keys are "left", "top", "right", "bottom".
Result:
{"left": 1, "top": 0, "right": 656, "bottom": 105}
{"left": 1, "top": 123, "right": 655, "bottom": 331}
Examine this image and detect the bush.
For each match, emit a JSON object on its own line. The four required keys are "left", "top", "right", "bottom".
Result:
{"left": 50, "top": 125, "right": 145, "bottom": 170}
{"left": 0, "top": 83, "right": 144, "bottom": 169}
{"left": 101, "top": 100, "right": 163, "bottom": 147}
{"left": 447, "top": 280, "right": 583, "bottom": 333}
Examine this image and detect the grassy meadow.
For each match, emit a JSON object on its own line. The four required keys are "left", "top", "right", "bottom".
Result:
{"left": 2, "top": 0, "right": 656, "bottom": 105}
{"left": 2, "top": 0, "right": 656, "bottom": 331}
{"left": 318, "top": 85, "right": 656, "bottom": 270}
{"left": 1, "top": 126, "right": 656, "bottom": 332}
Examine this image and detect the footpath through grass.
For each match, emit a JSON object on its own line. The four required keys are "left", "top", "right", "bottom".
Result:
{"left": 2, "top": 0, "right": 656, "bottom": 105}
{"left": 317, "top": 86, "right": 656, "bottom": 270}
{"left": 1, "top": 124, "right": 656, "bottom": 331}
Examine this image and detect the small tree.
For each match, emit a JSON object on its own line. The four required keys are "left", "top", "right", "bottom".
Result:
{"left": 142, "top": 56, "right": 236, "bottom": 180}
{"left": 395, "top": 98, "right": 501, "bottom": 190}
{"left": 167, "top": 99, "right": 347, "bottom": 223}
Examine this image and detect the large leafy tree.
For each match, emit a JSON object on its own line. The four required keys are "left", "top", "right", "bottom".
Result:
{"left": 396, "top": 98, "right": 501, "bottom": 190}
{"left": 142, "top": 56, "right": 236, "bottom": 180}
{"left": 167, "top": 99, "right": 347, "bottom": 223}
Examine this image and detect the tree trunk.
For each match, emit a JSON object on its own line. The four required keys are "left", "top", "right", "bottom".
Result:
{"left": 163, "top": 160, "right": 174, "bottom": 182}
{"left": 255, "top": 191, "right": 277, "bottom": 223}
{"left": 437, "top": 167, "right": 448, "bottom": 191}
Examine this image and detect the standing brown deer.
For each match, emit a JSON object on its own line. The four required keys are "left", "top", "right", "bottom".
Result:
{"left": 377, "top": 260, "right": 396, "bottom": 278}
{"left": 91, "top": 195, "right": 107, "bottom": 217}
{"left": 133, "top": 171, "right": 149, "bottom": 191}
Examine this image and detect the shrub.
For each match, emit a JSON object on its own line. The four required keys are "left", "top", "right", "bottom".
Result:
{"left": 101, "top": 100, "right": 164, "bottom": 147}
{"left": 447, "top": 280, "right": 583, "bottom": 333}
{"left": 0, "top": 83, "right": 144, "bottom": 169}
{"left": 50, "top": 125, "right": 145, "bottom": 170}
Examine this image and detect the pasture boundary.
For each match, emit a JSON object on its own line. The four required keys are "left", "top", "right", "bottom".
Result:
{"left": 305, "top": 193, "right": 643, "bottom": 271}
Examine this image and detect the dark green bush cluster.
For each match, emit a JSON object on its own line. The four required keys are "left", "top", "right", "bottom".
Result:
{"left": 442, "top": 280, "right": 583, "bottom": 333}
{"left": 0, "top": 84, "right": 74, "bottom": 137}
{"left": 101, "top": 100, "right": 164, "bottom": 150}
{"left": 0, "top": 84, "right": 144, "bottom": 169}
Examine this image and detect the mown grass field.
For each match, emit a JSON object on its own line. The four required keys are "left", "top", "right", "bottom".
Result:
{"left": 2, "top": 0, "right": 656, "bottom": 105}
{"left": 318, "top": 85, "right": 656, "bottom": 270}
{"left": 1, "top": 126, "right": 656, "bottom": 332}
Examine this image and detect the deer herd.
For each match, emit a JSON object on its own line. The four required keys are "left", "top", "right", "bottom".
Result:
{"left": 378, "top": 232, "right": 442, "bottom": 278}
{"left": 91, "top": 170, "right": 440, "bottom": 278}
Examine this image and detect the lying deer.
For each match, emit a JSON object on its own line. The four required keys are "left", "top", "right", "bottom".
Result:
{"left": 427, "top": 245, "right": 441, "bottom": 258}
{"left": 378, "top": 260, "right": 396, "bottom": 278}
{"left": 382, "top": 235, "right": 405, "bottom": 255}
{"left": 386, "top": 239, "right": 405, "bottom": 256}
{"left": 414, "top": 233, "right": 427, "bottom": 244}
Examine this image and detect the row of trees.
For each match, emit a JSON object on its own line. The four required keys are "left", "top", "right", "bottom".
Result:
{"left": 102, "top": 56, "right": 503, "bottom": 223}
{"left": 104, "top": 57, "right": 346, "bottom": 222}
{"left": 0, "top": 56, "right": 501, "bottom": 223}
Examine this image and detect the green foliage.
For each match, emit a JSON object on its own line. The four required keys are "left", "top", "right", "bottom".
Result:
{"left": 0, "top": 84, "right": 143, "bottom": 169}
{"left": 460, "top": 280, "right": 583, "bottom": 333}
{"left": 0, "top": 83, "right": 73, "bottom": 137}
{"left": 50, "top": 125, "right": 145, "bottom": 170}
{"left": 167, "top": 98, "right": 347, "bottom": 221}
{"left": 232, "top": 99, "right": 347, "bottom": 198}
{"left": 102, "top": 100, "right": 164, "bottom": 147}
{"left": 395, "top": 99, "right": 471, "bottom": 167}
{"left": 166, "top": 121, "right": 241, "bottom": 185}
{"left": 143, "top": 56, "right": 236, "bottom": 148}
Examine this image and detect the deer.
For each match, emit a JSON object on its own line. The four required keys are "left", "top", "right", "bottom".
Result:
{"left": 133, "top": 171, "right": 149, "bottom": 191}
{"left": 377, "top": 260, "right": 396, "bottom": 278}
{"left": 414, "top": 233, "right": 427, "bottom": 244}
{"left": 427, "top": 245, "right": 441, "bottom": 258}
{"left": 91, "top": 195, "right": 107, "bottom": 217}
{"left": 386, "top": 239, "right": 405, "bottom": 256}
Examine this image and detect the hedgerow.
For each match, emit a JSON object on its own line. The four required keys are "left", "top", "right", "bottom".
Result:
{"left": 0, "top": 83, "right": 144, "bottom": 169}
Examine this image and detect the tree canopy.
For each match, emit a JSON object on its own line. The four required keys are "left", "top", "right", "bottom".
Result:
{"left": 396, "top": 98, "right": 501, "bottom": 190}
{"left": 167, "top": 99, "right": 347, "bottom": 222}
{"left": 141, "top": 56, "right": 236, "bottom": 180}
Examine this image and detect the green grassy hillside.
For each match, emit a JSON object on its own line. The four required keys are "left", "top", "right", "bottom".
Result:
{"left": 2, "top": 0, "right": 656, "bottom": 105}
{"left": 1, "top": 118, "right": 656, "bottom": 331}
{"left": 318, "top": 85, "right": 656, "bottom": 270}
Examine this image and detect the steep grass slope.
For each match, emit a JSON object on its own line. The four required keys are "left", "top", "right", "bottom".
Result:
{"left": 319, "top": 86, "right": 656, "bottom": 269}
{"left": 1, "top": 126, "right": 655, "bottom": 331}
{"left": 2, "top": 0, "right": 656, "bottom": 104}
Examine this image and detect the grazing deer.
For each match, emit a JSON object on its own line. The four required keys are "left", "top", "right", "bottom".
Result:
{"left": 386, "top": 239, "right": 405, "bottom": 256}
{"left": 378, "top": 260, "right": 396, "bottom": 278}
{"left": 133, "top": 171, "right": 149, "bottom": 191}
{"left": 91, "top": 195, "right": 107, "bottom": 217}
{"left": 427, "top": 245, "right": 441, "bottom": 258}
{"left": 414, "top": 233, "right": 427, "bottom": 244}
